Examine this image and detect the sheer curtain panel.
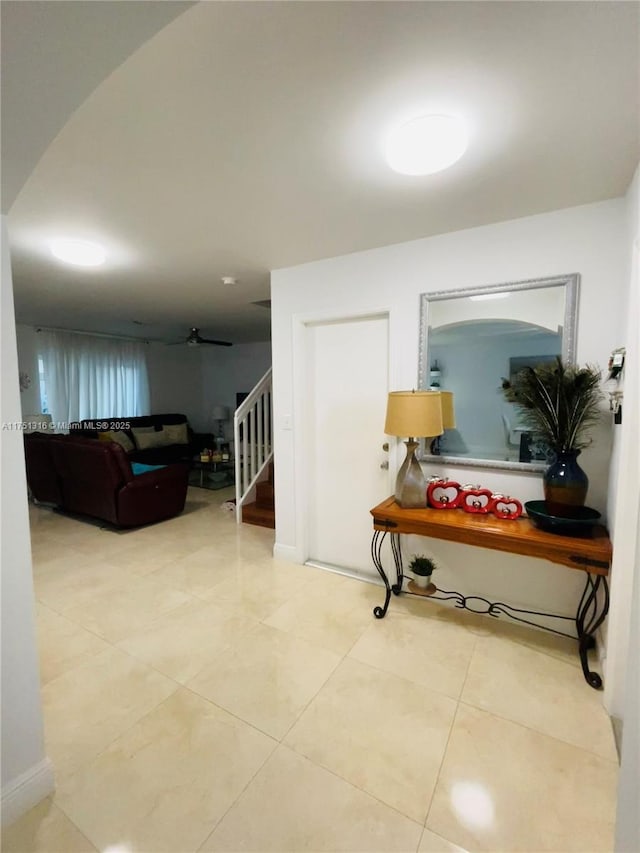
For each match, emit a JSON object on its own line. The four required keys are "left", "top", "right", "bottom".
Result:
{"left": 38, "top": 330, "right": 150, "bottom": 427}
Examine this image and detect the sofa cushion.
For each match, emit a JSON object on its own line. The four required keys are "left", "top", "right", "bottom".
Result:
{"left": 131, "top": 426, "right": 165, "bottom": 450}
{"left": 161, "top": 422, "right": 189, "bottom": 445}
{"left": 130, "top": 444, "right": 193, "bottom": 465}
{"left": 98, "top": 429, "right": 135, "bottom": 452}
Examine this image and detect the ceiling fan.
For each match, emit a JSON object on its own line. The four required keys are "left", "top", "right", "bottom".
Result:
{"left": 169, "top": 327, "right": 232, "bottom": 347}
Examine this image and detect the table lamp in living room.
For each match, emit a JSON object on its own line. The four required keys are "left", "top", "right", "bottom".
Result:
{"left": 384, "top": 390, "right": 444, "bottom": 508}
{"left": 212, "top": 405, "right": 230, "bottom": 447}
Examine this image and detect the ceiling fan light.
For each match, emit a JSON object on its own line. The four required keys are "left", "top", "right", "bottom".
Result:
{"left": 385, "top": 114, "right": 469, "bottom": 176}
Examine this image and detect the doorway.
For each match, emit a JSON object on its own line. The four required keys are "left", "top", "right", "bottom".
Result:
{"left": 304, "top": 313, "right": 390, "bottom": 578}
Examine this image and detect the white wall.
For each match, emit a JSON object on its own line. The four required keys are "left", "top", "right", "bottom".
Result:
{"left": 272, "top": 199, "right": 626, "bottom": 619}
{"left": 15, "top": 324, "right": 41, "bottom": 415}
{"left": 605, "top": 164, "right": 640, "bottom": 722}
{"left": 200, "top": 341, "right": 272, "bottom": 443}
{"left": 145, "top": 342, "right": 204, "bottom": 429}
{"left": 1, "top": 219, "right": 53, "bottom": 824}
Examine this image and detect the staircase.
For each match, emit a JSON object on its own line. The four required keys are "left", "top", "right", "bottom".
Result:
{"left": 240, "top": 460, "right": 275, "bottom": 529}
{"left": 233, "top": 368, "right": 274, "bottom": 528}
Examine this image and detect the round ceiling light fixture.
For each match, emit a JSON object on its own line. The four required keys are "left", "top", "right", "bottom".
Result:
{"left": 385, "top": 114, "right": 469, "bottom": 176}
{"left": 221, "top": 276, "right": 237, "bottom": 286}
{"left": 50, "top": 238, "right": 106, "bottom": 267}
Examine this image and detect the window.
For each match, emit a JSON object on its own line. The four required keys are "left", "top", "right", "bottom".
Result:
{"left": 38, "top": 330, "right": 150, "bottom": 425}
{"left": 37, "top": 356, "right": 49, "bottom": 414}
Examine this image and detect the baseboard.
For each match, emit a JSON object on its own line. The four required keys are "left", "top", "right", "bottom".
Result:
{"left": 1, "top": 758, "right": 55, "bottom": 827}
{"left": 304, "top": 560, "right": 382, "bottom": 586}
{"left": 273, "top": 542, "right": 304, "bottom": 563}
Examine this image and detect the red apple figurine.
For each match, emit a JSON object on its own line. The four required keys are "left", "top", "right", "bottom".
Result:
{"left": 427, "top": 479, "right": 462, "bottom": 509}
{"left": 459, "top": 484, "right": 493, "bottom": 514}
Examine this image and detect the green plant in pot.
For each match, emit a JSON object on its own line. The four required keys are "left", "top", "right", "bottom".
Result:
{"left": 408, "top": 554, "right": 437, "bottom": 589}
{"left": 501, "top": 357, "right": 602, "bottom": 518}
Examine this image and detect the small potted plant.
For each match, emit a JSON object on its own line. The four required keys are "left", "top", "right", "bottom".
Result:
{"left": 501, "top": 357, "right": 602, "bottom": 517}
{"left": 408, "top": 554, "right": 437, "bottom": 589}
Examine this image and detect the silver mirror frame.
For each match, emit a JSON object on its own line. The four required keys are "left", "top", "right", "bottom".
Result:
{"left": 418, "top": 273, "right": 580, "bottom": 472}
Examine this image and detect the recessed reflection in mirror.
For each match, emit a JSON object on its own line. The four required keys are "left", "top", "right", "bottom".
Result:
{"left": 419, "top": 275, "right": 579, "bottom": 471}
{"left": 430, "top": 319, "right": 561, "bottom": 461}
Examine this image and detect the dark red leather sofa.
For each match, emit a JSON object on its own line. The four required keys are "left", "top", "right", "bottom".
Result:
{"left": 24, "top": 432, "right": 189, "bottom": 527}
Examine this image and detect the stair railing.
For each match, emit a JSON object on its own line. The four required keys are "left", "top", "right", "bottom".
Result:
{"left": 233, "top": 367, "right": 273, "bottom": 522}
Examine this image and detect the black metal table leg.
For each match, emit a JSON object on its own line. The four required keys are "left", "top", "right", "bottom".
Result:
{"left": 371, "top": 530, "right": 392, "bottom": 618}
{"left": 575, "top": 574, "right": 610, "bottom": 689}
{"left": 390, "top": 533, "right": 404, "bottom": 595}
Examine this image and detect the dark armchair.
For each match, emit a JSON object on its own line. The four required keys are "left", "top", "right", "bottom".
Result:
{"left": 24, "top": 433, "right": 189, "bottom": 527}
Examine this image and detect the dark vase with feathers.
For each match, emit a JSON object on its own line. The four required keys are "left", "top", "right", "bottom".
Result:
{"left": 502, "top": 358, "right": 602, "bottom": 518}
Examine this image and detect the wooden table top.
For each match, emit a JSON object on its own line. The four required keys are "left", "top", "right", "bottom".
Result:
{"left": 370, "top": 496, "right": 612, "bottom": 575}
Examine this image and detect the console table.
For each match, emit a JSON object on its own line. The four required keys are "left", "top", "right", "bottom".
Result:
{"left": 370, "top": 496, "right": 612, "bottom": 689}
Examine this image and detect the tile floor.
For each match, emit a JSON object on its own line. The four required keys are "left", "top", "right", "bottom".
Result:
{"left": 3, "top": 486, "right": 618, "bottom": 853}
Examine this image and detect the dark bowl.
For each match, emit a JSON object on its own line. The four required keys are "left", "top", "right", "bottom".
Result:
{"left": 524, "top": 500, "right": 601, "bottom": 537}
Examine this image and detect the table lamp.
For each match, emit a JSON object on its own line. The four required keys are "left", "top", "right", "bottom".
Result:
{"left": 212, "top": 405, "right": 230, "bottom": 445}
{"left": 385, "top": 390, "right": 444, "bottom": 508}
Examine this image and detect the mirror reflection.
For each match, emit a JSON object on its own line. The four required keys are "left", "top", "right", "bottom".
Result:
{"left": 419, "top": 275, "right": 579, "bottom": 470}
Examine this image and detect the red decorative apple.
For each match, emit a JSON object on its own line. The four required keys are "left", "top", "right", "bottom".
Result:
{"left": 427, "top": 479, "right": 462, "bottom": 509}
{"left": 459, "top": 484, "right": 493, "bottom": 514}
{"left": 491, "top": 494, "right": 523, "bottom": 520}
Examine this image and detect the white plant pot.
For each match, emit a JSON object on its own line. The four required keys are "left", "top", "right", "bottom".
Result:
{"left": 413, "top": 574, "right": 431, "bottom": 589}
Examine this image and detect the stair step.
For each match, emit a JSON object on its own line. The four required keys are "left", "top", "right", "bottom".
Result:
{"left": 256, "top": 481, "right": 274, "bottom": 509}
{"left": 242, "top": 501, "right": 275, "bottom": 529}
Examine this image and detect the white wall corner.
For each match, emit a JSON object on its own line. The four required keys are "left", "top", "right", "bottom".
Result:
{"left": 0, "top": 758, "right": 54, "bottom": 828}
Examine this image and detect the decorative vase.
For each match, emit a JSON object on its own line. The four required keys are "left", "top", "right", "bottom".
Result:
{"left": 543, "top": 450, "right": 589, "bottom": 518}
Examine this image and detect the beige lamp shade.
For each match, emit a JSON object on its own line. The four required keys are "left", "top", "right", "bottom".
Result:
{"left": 385, "top": 390, "right": 444, "bottom": 438}
{"left": 212, "top": 405, "right": 230, "bottom": 421}
{"left": 439, "top": 390, "right": 456, "bottom": 429}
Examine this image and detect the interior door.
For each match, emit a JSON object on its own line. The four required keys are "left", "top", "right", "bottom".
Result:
{"left": 306, "top": 313, "right": 390, "bottom": 578}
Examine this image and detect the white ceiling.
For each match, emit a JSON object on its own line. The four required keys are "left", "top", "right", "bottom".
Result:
{"left": 3, "top": 1, "right": 639, "bottom": 345}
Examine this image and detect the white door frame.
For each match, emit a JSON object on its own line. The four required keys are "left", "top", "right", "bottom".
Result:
{"left": 291, "top": 307, "right": 397, "bottom": 567}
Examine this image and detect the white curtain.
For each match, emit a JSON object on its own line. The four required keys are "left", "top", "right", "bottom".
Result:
{"left": 38, "top": 330, "right": 150, "bottom": 426}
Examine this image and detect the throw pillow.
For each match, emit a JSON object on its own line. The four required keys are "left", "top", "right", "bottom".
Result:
{"left": 161, "top": 422, "right": 189, "bottom": 445}
{"left": 131, "top": 426, "right": 164, "bottom": 450}
{"left": 98, "top": 430, "right": 135, "bottom": 452}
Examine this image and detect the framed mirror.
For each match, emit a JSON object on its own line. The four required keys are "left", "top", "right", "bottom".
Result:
{"left": 418, "top": 274, "right": 579, "bottom": 471}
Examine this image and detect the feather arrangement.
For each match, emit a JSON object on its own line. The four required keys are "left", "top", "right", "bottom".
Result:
{"left": 501, "top": 357, "right": 602, "bottom": 452}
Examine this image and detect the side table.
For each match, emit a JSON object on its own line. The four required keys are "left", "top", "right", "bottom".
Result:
{"left": 190, "top": 457, "right": 235, "bottom": 490}
{"left": 370, "top": 496, "right": 612, "bottom": 689}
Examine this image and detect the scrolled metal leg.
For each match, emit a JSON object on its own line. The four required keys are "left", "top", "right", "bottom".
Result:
{"left": 575, "top": 574, "right": 609, "bottom": 689}
{"left": 390, "top": 533, "right": 403, "bottom": 595}
{"left": 371, "top": 530, "right": 392, "bottom": 618}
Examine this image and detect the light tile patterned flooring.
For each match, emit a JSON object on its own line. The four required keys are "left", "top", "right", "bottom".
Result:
{"left": 3, "top": 486, "right": 618, "bottom": 853}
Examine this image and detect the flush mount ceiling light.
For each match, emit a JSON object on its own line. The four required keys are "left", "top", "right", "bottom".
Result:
{"left": 221, "top": 276, "right": 237, "bottom": 286}
{"left": 469, "top": 292, "right": 511, "bottom": 301}
{"left": 50, "top": 238, "right": 106, "bottom": 267}
{"left": 385, "top": 114, "right": 469, "bottom": 176}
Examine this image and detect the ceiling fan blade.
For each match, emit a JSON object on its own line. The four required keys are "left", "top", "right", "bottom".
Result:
{"left": 200, "top": 338, "right": 233, "bottom": 347}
